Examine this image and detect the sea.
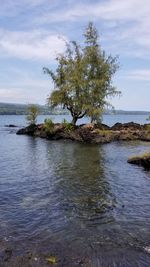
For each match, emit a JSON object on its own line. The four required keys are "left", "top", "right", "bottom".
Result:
{"left": 0, "top": 114, "right": 150, "bottom": 266}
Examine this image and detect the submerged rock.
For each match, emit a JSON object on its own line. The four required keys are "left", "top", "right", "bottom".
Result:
{"left": 128, "top": 153, "right": 150, "bottom": 170}
{"left": 5, "top": 124, "right": 17, "bottom": 128}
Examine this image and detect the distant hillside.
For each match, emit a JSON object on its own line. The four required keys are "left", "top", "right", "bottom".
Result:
{"left": 105, "top": 110, "right": 150, "bottom": 115}
{"left": 0, "top": 103, "right": 68, "bottom": 115}
{"left": 0, "top": 103, "right": 150, "bottom": 116}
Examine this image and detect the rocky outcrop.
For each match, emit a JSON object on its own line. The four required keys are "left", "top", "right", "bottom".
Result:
{"left": 5, "top": 124, "right": 17, "bottom": 128}
{"left": 128, "top": 153, "right": 150, "bottom": 170}
{"left": 111, "top": 122, "right": 142, "bottom": 131}
{"left": 16, "top": 122, "right": 150, "bottom": 144}
{"left": 17, "top": 124, "right": 38, "bottom": 135}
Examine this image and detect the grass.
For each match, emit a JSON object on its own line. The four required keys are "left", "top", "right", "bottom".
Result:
{"left": 144, "top": 124, "right": 150, "bottom": 132}
{"left": 93, "top": 129, "right": 112, "bottom": 136}
{"left": 62, "top": 119, "right": 74, "bottom": 133}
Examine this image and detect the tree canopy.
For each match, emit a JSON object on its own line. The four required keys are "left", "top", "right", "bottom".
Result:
{"left": 44, "top": 22, "right": 121, "bottom": 125}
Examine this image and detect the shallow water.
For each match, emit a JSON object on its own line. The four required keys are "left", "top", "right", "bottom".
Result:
{"left": 0, "top": 115, "right": 150, "bottom": 266}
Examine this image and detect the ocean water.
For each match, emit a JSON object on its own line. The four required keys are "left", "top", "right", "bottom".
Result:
{"left": 0, "top": 113, "right": 149, "bottom": 127}
{"left": 0, "top": 114, "right": 150, "bottom": 266}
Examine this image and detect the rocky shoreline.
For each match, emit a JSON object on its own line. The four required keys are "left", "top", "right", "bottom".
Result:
{"left": 1, "top": 240, "right": 150, "bottom": 267}
{"left": 128, "top": 153, "right": 150, "bottom": 170}
{"left": 16, "top": 122, "right": 150, "bottom": 144}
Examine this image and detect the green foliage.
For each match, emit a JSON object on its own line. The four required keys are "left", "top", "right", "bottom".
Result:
{"left": 26, "top": 104, "right": 39, "bottom": 125}
{"left": 43, "top": 118, "right": 54, "bottom": 134}
{"left": 44, "top": 22, "right": 120, "bottom": 125}
{"left": 145, "top": 124, "right": 150, "bottom": 132}
{"left": 146, "top": 116, "right": 150, "bottom": 121}
{"left": 62, "top": 119, "right": 74, "bottom": 133}
{"left": 93, "top": 129, "right": 112, "bottom": 136}
{"left": 46, "top": 256, "right": 56, "bottom": 264}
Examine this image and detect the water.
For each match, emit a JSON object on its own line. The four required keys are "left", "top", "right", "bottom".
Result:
{"left": 0, "top": 115, "right": 150, "bottom": 266}
{"left": 0, "top": 113, "right": 149, "bottom": 127}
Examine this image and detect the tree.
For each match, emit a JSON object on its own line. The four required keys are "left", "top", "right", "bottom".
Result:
{"left": 146, "top": 116, "right": 150, "bottom": 121}
{"left": 26, "top": 104, "right": 39, "bottom": 125}
{"left": 44, "top": 22, "right": 120, "bottom": 125}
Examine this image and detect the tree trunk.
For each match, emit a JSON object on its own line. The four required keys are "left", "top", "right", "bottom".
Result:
{"left": 72, "top": 116, "right": 78, "bottom": 126}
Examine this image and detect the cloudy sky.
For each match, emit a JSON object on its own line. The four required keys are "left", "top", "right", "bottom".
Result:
{"left": 0, "top": 0, "right": 150, "bottom": 110}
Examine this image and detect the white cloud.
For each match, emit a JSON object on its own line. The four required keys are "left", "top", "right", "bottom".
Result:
{"left": 0, "top": 87, "right": 48, "bottom": 104}
{"left": 0, "top": 0, "right": 150, "bottom": 107}
{"left": 0, "top": 81, "right": 50, "bottom": 104}
{"left": 34, "top": 0, "right": 150, "bottom": 23}
{"left": 0, "top": 29, "right": 67, "bottom": 61}
{"left": 32, "top": 0, "right": 150, "bottom": 58}
{"left": 125, "top": 69, "right": 150, "bottom": 82}
{"left": 1, "top": 0, "right": 150, "bottom": 59}
{"left": 0, "top": 78, "right": 51, "bottom": 90}
{"left": 0, "top": 0, "right": 48, "bottom": 17}
{"left": 0, "top": 67, "right": 53, "bottom": 104}
{"left": 0, "top": 88, "right": 31, "bottom": 103}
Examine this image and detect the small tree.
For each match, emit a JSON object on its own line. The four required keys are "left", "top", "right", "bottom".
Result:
{"left": 26, "top": 104, "right": 39, "bottom": 125}
{"left": 146, "top": 116, "right": 150, "bottom": 121}
{"left": 44, "top": 22, "right": 120, "bottom": 125}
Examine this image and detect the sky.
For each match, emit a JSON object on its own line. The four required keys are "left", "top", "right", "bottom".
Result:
{"left": 0, "top": 0, "right": 150, "bottom": 111}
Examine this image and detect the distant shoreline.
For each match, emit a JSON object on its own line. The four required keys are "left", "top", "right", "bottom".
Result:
{"left": 1, "top": 113, "right": 150, "bottom": 116}
{"left": 0, "top": 102, "right": 150, "bottom": 116}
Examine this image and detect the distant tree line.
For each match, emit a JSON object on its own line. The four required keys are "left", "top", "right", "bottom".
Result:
{"left": 0, "top": 103, "right": 68, "bottom": 115}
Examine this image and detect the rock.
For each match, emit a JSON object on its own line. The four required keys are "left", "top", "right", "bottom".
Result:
{"left": 16, "top": 122, "right": 150, "bottom": 145}
{"left": 111, "top": 122, "right": 142, "bottom": 131}
{"left": 97, "top": 123, "right": 110, "bottom": 130}
{"left": 3, "top": 247, "right": 12, "bottom": 261}
{"left": 82, "top": 123, "right": 94, "bottom": 130}
{"left": 17, "top": 124, "right": 37, "bottom": 135}
{"left": 128, "top": 153, "right": 150, "bottom": 170}
{"left": 5, "top": 124, "right": 17, "bottom": 127}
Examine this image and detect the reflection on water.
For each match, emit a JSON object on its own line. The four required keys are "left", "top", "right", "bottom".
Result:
{"left": 50, "top": 144, "right": 116, "bottom": 224}
{"left": 0, "top": 125, "right": 150, "bottom": 266}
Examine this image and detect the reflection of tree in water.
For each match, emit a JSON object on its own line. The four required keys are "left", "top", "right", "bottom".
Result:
{"left": 52, "top": 142, "right": 116, "bottom": 225}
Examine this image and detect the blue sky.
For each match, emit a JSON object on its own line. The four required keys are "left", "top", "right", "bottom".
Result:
{"left": 0, "top": 0, "right": 150, "bottom": 110}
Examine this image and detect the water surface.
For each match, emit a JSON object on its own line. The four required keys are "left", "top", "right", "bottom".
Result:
{"left": 0, "top": 115, "right": 150, "bottom": 266}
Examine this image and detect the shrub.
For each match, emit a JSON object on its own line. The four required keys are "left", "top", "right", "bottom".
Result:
{"left": 62, "top": 119, "right": 74, "bottom": 133}
{"left": 43, "top": 118, "right": 54, "bottom": 134}
{"left": 146, "top": 116, "right": 150, "bottom": 121}
{"left": 26, "top": 104, "right": 39, "bottom": 125}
